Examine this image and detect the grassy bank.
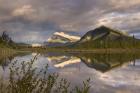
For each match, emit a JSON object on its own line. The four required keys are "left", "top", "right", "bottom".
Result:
{"left": 0, "top": 48, "right": 16, "bottom": 58}
{"left": 46, "top": 48, "right": 140, "bottom": 54}
{"left": 0, "top": 47, "right": 31, "bottom": 59}
{"left": 1, "top": 45, "right": 140, "bottom": 55}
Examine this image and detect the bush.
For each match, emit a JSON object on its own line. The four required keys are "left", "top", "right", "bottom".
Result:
{"left": 0, "top": 55, "right": 90, "bottom": 93}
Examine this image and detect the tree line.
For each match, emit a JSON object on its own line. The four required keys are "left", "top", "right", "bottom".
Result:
{"left": 72, "top": 35, "right": 140, "bottom": 49}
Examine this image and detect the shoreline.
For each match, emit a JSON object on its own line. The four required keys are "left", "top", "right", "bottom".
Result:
{"left": 1, "top": 47, "right": 140, "bottom": 55}
{"left": 0, "top": 48, "right": 31, "bottom": 58}
{"left": 46, "top": 48, "right": 140, "bottom": 54}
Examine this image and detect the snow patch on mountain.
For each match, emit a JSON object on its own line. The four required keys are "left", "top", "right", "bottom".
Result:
{"left": 47, "top": 31, "right": 81, "bottom": 44}
{"left": 54, "top": 32, "right": 80, "bottom": 41}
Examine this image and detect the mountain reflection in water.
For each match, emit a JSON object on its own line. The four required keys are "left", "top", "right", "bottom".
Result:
{"left": 0, "top": 53, "right": 139, "bottom": 73}
{"left": 78, "top": 53, "right": 138, "bottom": 73}
{"left": 0, "top": 52, "right": 140, "bottom": 93}
{"left": 41, "top": 53, "right": 139, "bottom": 73}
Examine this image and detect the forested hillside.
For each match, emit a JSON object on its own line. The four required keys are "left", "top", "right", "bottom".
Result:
{"left": 72, "top": 26, "right": 140, "bottom": 49}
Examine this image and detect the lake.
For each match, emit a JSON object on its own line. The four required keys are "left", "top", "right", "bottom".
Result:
{"left": 0, "top": 52, "right": 140, "bottom": 93}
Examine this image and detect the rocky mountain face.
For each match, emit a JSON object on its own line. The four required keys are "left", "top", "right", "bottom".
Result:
{"left": 72, "top": 26, "right": 140, "bottom": 48}
{"left": 78, "top": 26, "right": 129, "bottom": 43}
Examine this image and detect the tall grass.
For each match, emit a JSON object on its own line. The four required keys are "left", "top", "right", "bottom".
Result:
{"left": 0, "top": 55, "right": 90, "bottom": 93}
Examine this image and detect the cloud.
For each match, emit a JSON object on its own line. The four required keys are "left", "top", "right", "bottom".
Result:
{"left": 97, "top": 12, "right": 140, "bottom": 31}
{"left": 12, "top": 5, "right": 36, "bottom": 17}
{"left": 110, "top": 0, "right": 140, "bottom": 8}
{"left": 0, "top": 0, "right": 140, "bottom": 43}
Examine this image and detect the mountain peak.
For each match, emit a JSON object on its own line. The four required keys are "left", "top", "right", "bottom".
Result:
{"left": 52, "top": 31, "right": 80, "bottom": 41}
{"left": 78, "top": 26, "right": 129, "bottom": 43}
{"left": 46, "top": 31, "right": 81, "bottom": 47}
{"left": 94, "top": 25, "right": 113, "bottom": 32}
{"left": 89, "top": 25, "right": 128, "bottom": 36}
{"left": 97, "top": 25, "right": 109, "bottom": 29}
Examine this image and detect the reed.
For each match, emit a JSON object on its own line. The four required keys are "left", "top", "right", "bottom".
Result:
{"left": 0, "top": 55, "right": 90, "bottom": 93}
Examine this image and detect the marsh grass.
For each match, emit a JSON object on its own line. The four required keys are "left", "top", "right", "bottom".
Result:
{"left": 0, "top": 55, "right": 90, "bottom": 93}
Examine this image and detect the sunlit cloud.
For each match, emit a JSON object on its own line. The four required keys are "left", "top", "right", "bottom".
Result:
{"left": 12, "top": 5, "right": 36, "bottom": 16}
{"left": 97, "top": 12, "right": 140, "bottom": 32}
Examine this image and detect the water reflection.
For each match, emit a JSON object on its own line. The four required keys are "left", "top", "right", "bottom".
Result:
{"left": 41, "top": 53, "right": 140, "bottom": 73}
{"left": 0, "top": 52, "right": 140, "bottom": 93}
{"left": 0, "top": 56, "right": 13, "bottom": 70}
{"left": 77, "top": 53, "right": 139, "bottom": 73}
{"left": 0, "top": 53, "right": 140, "bottom": 73}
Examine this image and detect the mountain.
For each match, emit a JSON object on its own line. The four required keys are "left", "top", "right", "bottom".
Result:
{"left": 78, "top": 26, "right": 129, "bottom": 43}
{"left": 73, "top": 26, "right": 140, "bottom": 48}
{"left": 45, "top": 31, "right": 81, "bottom": 47}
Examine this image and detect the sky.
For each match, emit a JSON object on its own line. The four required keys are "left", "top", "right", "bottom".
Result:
{"left": 0, "top": 0, "right": 140, "bottom": 43}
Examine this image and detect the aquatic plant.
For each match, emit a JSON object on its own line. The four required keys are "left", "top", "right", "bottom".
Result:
{"left": 0, "top": 55, "right": 90, "bottom": 93}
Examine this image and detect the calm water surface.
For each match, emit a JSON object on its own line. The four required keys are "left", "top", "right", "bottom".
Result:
{"left": 0, "top": 52, "right": 140, "bottom": 93}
